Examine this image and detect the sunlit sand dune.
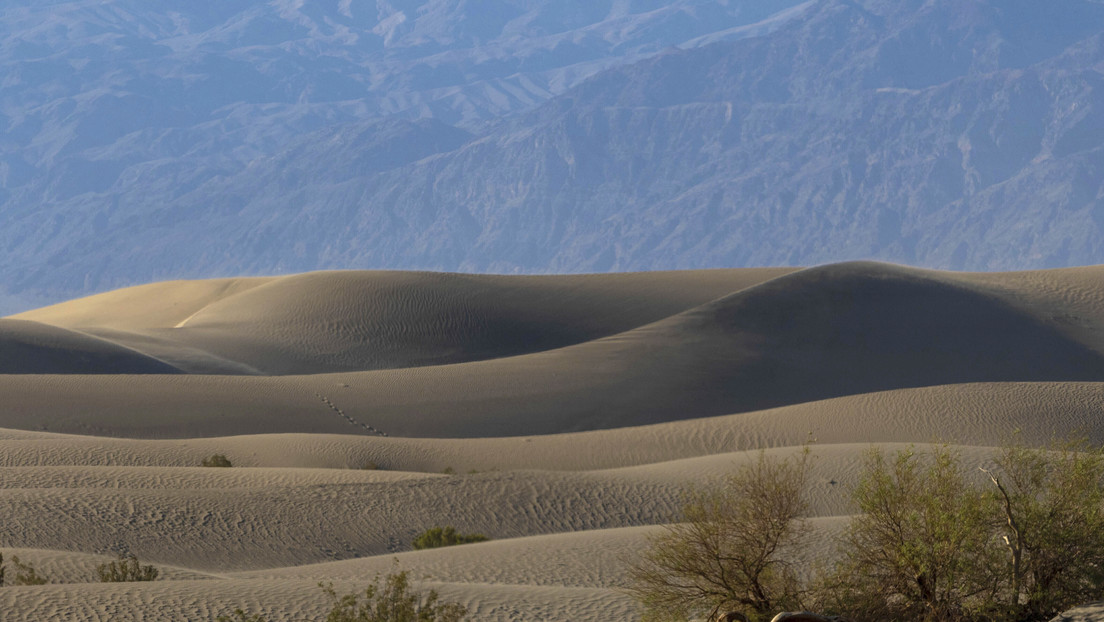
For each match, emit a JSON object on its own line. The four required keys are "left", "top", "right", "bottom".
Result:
{"left": 4, "top": 262, "right": 1104, "bottom": 620}
{"left": 3, "top": 262, "right": 1104, "bottom": 438}
{"left": 16, "top": 269, "right": 793, "bottom": 374}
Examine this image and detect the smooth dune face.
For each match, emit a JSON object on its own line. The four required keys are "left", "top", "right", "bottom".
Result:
{"left": 14, "top": 269, "right": 793, "bottom": 375}
{"left": 0, "top": 319, "right": 182, "bottom": 375}
{"left": 5, "top": 262, "right": 1104, "bottom": 620}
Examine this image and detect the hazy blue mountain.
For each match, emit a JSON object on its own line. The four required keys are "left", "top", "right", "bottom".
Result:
{"left": 2, "top": 0, "right": 1104, "bottom": 310}
{"left": 0, "top": 0, "right": 810, "bottom": 309}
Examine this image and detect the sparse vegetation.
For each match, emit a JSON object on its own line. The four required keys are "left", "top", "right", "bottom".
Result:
{"left": 441, "top": 466, "right": 455, "bottom": 475}
{"left": 9, "top": 555, "right": 48, "bottom": 586}
{"left": 321, "top": 567, "right": 468, "bottom": 621}
{"left": 216, "top": 610, "right": 267, "bottom": 622}
{"left": 627, "top": 449, "right": 812, "bottom": 622}
{"left": 202, "top": 454, "right": 233, "bottom": 467}
{"left": 95, "top": 554, "right": 159, "bottom": 582}
{"left": 411, "top": 526, "right": 489, "bottom": 550}
{"left": 361, "top": 461, "right": 379, "bottom": 471}
{"left": 630, "top": 441, "right": 1104, "bottom": 622}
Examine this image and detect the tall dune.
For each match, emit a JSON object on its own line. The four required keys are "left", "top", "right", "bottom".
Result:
{"left": 15, "top": 269, "right": 793, "bottom": 374}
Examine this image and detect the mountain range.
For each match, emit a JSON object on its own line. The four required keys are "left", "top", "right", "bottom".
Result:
{"left": 3, "top": 0, "right": 1104, "bottom": 311}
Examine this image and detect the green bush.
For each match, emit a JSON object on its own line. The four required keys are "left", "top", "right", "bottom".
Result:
{"left": 321, "top": 568, "right": 468, "bottom": 621}
{"left": 824, "top": 442, "right": 1104, "bottom": 622}
{"left": 984, "top": 440, "right": 1104, "bottom": 621}
{"left": 202, "top": 454, "right": 233, "bottom": 467}
{"left": 411, "top": 526, "right": 489, "bottom": 550}
{"left": 630, "top": 441, "right": 1104, "bottom": 622}
{"left": 627, "top": 449, "right": 811, "bottom": 622}
{"left": 826, "top": 446, "right": 999, "bottom": 621}
{"left": 96, "top": 555, "right": 159, "bottom": 582}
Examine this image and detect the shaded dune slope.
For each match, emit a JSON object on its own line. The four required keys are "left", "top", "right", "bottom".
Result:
{"left": 14, "top": 269, "right": 794, "bottom": 374}
{"left": 2, "top": 382, "right": 1102, "bottom": 471}
{"left": 0, "top": 319, "right": 182, "bottom": 375}
{"left": 3, "top": 262, "right": 1104, "bottom": 438}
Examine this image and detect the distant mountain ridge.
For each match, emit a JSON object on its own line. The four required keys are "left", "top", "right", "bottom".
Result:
{"left": 3, "top": 0, "right": 1104, "bottom": 310}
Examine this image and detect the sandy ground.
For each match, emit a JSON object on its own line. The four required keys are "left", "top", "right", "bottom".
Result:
{"left": 2, "top": 262, "right": 1104, "bottom": 620}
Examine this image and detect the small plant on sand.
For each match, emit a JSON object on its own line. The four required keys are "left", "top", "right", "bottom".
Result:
{"left": 361, "top": 461, "right": 380, "bottom": 471}
{"left": 202, "top": 454, "right": 233, "bottom": 467}
{"left": 216, "top": 610, "right": 267, "bottom": 622}
{"left": 321, "top": 566, "right": 468, "bottom": 622}
{"left": 441, "top": 466, "right": 455, "bottom": 475}
{"left": 96, "top": 554, "right": 159, "bottom": 582}
{"left": 9, "top": 555, "right": 48, "bottom": 586}
{"left": 411, "top": 526, "right": 489, "bottom": 550}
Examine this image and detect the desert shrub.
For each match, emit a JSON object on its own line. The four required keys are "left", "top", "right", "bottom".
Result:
{"left": 362, "top": 461, "right": 379, "bottom": 471}
{"left": 441, "top": 466, "right": 455, "bottom": 475}
{"left": 819, "top": 442, "right": 1104, "bottom": 622}
{"left": 202, "top": 454, "right": 233, "bottom": 467}
{"left": 411, "top": 526, "right": 489, "bottom": 550}
{"left": 983, "top": 440, "right": 1104, "bottom": 621}
{"left": 216, "top": 610, "right": 267, "bottom": 622}
{"left": 9, "top": 555, "right": 48, "bottom": 586}
{"left": 627, "top": 449, "right": 811, "bottom": 622}
{"left": 95, "top": 554, "right": 159, "bottom": 582}
{"left": 631, "top": 441, "right": 1104, "bottom": 622}
{"left": 321, "top": 567, "right": 468, "bottom": 622}
{"left": 826, "top": 446, "right": 1000, "bottom": 622}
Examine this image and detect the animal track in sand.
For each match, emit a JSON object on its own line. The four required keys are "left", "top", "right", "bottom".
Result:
{"left": 314, "top": 392, "right": 388, "bottom": 437}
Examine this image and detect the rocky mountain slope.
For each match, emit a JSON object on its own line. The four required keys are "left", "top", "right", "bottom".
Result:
{"left": 3, "top": 0, "right": 1104, "bottom": 310}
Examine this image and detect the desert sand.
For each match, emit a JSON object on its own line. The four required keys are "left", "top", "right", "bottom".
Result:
{"left": 3, "top": 262, "right": 1104, "bottom": 621}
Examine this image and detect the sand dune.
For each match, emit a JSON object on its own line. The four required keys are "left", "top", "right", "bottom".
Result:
{"left": 0, "top": 548, "right": 219, "bottom": 583}
{"left": 15, "top": 268, "right": 793, "bottom": 374}
{"left": 5, "top": 262, "right": 1104, "bottom": 620}
{"left": 1, "top": 382, "right": 1102, "bottom": 470}
{"left": 0, "top": 579, "right": 639, "bottom": 622}
{"left": 0, "top": 319, "right": 181, "bottom": 374}
{"left": 3, "top": 263, "right": 1104, "bottom": 438}
{"left": 10, "top": 277, "right": 275, "bottom": 331}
